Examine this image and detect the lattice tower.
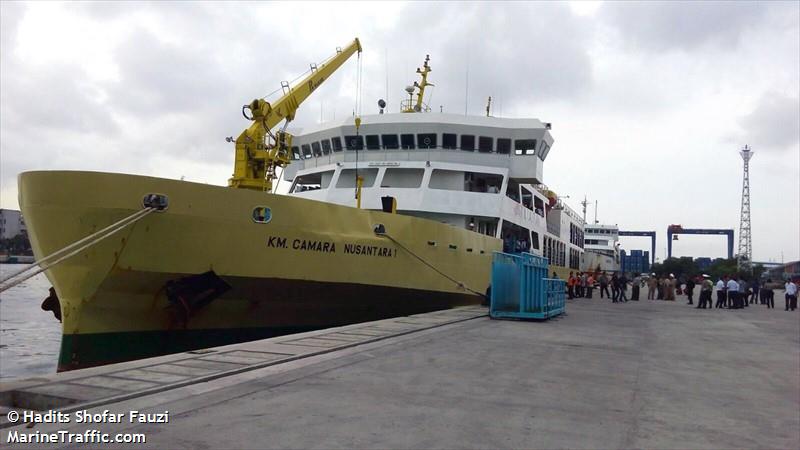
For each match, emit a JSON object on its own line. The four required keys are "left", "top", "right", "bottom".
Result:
{"left": 737, "top": 145, "right": 753, "bottom": 272}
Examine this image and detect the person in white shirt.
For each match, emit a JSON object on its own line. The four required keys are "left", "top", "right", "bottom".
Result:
{"left": 715, "top": 277, "right": 727, "bottom": 309}
{"left": 784, "top": 279, "right": 798, "bottom": 311}
{"left": 727, "top": 277, "right": 740, "bottom": 309}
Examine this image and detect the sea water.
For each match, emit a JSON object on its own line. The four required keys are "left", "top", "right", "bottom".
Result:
{"left": 0, "top": 265, "right": 60, "bottom": 379}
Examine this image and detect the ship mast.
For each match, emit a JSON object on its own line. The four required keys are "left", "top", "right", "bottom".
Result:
{"left": 401, "top": 55, "right": 434, "bottom": 113}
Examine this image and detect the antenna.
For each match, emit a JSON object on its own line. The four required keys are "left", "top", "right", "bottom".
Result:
{"left": 580, "top": 195, "right": 588, "bottom": 223}
{"left": 464, "top": 49, "right": 470, "bottom": 116}
{"left": 738, "top": 145, "right": 754, "bottom": 272}
{"left": 594, "top": 200, "right": 598, "bottom": 224}
{"left": 486, "top": 96, "right": 492, "bottom": 117}
{"left": 385, "top": 47, "right": 389, "bottom": 113}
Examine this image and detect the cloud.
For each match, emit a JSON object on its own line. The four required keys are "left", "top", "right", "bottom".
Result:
{"left": 736, "top": 91, "right": 800, "bottom": 152}
{"left": 600, "top": 1, "right": 773, "bottom": 52}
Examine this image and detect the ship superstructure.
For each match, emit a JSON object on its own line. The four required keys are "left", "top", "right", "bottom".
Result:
{"left": 282, "top": 111, "right": 584, "bottom": 277}
{"left": 581, "top": 223, "right": 620, "bottom": 272}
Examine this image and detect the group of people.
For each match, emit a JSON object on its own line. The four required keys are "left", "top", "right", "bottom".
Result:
{"left": 565, "top": 270, "right": 799, "bottom": 312}
{"left": 566, "top": 271, "right": 643, "bottom": 303}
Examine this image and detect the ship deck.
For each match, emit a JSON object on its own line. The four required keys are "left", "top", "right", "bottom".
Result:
{"left": 1, "top": 297, "right": 798, "bottom": 449}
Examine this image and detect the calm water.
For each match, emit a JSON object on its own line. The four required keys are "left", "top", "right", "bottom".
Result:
{"left": 0, "top": 264, "right": 61, "bottom": 379}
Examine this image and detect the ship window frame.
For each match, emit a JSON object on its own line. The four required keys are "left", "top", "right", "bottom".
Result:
{"left": 331, "top": 137, "right": 343, "bottom": 152}
{"left": 365, "top": 134, "right": 380, "bottom": 150}
{"left": 460, "top": 134, "right": 475, "bottom": 151}
{"left": 301, "top": 144, "right": 312, "bottom": 158}
{"left": 478, "top": 136, "right": 493, "bottom": 153}
{"left": 442, "top": 133, "right": 457, "bottom": 149}
{"left": 400, "top": 134, "right": 415, "bottom": 149}
{"left": 345, "top": 135, "right": 364, "bottom": 151}
{"left": 417, "top": 133, "right": 437, "bottom": 149}
{"left": 515, "top": 139, "right": 537, "bottom": 155}
{"left": 321, "top": 139, "right": 332, "bottom": 155}
{"left": 252, "top": 206, "right": 272, "bottom": 224}
{"left": 311, "top": 141, "right": 322, "bottom": 157}
{"left": 497, "top": 138, "right": 511, "bottom": 155}
{"left": 382, "top": 134, "right": 399, "bottom": 149}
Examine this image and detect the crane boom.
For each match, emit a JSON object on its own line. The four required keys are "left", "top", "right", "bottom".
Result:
{"left": 228, "top": 38, "right": 362, "bottom": 191}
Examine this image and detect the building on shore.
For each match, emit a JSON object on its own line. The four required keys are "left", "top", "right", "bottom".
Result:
{"left": 0, "top": 209, "right": 27, "bottom": 239}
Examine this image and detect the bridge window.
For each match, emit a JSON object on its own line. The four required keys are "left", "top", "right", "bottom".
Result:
{"left": 382, "top": 134, "right": 399, "bottom": 149}
{"left": 291, "top": 146, "right": 301, "bottom": 160}
{"left": 331, "top": 137, "right": 343, "bottom": 152}
{"left": 430, "top": 170, "right": 503, "bottom": 193}
{"left": 301, "top": 144, "right": 312, "bottom": 158}
{"left": 311, "top": 142, "right": 322, "bottom": 157}
{"left": 532, "top": 231, "right": 540, "bottom": 250}
{"left": 521, "top": 186, "right": 533, "bottom": 210}
{"left": 366, "top": 135, "right": 380, "bottom": 150}
{"left": 417, "top": 133, "right": 437, "bottom": 149}
{"left": 442, "top": 133, "right": 457, "bottom": 149}
{"left": 345, "top": 135, "right": 364, "bottom": 151}
{"left": 381, "top": 168, "right": 424, "bottom": 188}
{"left": 336, "top": 168, "right": 378, "bottom": 188}
{"left": 515, "top": 139, "right": 537, "bottom": 155}
{"left": 534, "top": 197, "right": 545, "bottom": 217}
{"left": 460, "top": 135, "right": 475, "bottom": 151}
{"left": 478, "top": 136, "right": 493, "bottom": 153}
{"left": 321, "top": 139, "right": 331, "bottom": 155}
{"left": 497, "top": 138, "right": 511, "bottom": 155}
{"left": 401, "top": 134, "right": 415, "bottom": 149}
{"left": 291, "top": 170, "right": 334, "bottom": 192}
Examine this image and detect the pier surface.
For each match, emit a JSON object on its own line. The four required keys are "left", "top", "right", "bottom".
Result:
{"left": 2, "top": 298, "right": 799, "bottom": 449}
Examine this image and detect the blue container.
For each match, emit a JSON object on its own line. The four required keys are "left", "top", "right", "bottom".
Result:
{"left": 490, "top": 252, "right": 566, "bottom": 320}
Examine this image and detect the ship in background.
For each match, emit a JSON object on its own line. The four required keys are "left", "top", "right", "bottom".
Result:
{"left": 581, "top": 223, "right": 621, "bottom": 273}
{"left": 17, "top": 39, "right": 584, "bottom": 371}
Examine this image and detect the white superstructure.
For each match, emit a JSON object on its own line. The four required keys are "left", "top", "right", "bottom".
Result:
{"left": 581, "top": 223, "right": 620, "bottom": 272}
{"left": 281, "top": 112, "right": 585, "bottom": 275}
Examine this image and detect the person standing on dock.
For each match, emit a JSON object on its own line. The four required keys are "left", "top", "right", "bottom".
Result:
{"left": 647, "top": 275, "right": 657, "bottom": 300}
{"left": 698, "top": 274, "right": 713, "bottom": 309}
{"left": 762, "top": 279, "right": 775, "bottom": 309}
{"left": 727, "top": 276, "right": 740, "bottom": 309}
{"left": 750, "top": 278, "right": 760, "bottom": 304}
{"left": 567, "top": 272, "right": 575, "bottom": 299}
{"left": 665, "top": 275, "right": 676, "bottom": 301}
{"left": 657, "top": 276, "right": 665, "bottom": 300}
{"left": 618, "top": 273, "right": 629, "bottom": 302}
{"left": 785, "top": 278, "right": 798, "bottom": 311}
{"left": 685, "top": 276, "right": 696, "bottom": 305}
{"left": 600, "top": 272, "right": 610, "bottom": 299}
{"left": 715, "top": 276, "right": 727, "bottom": 308}
{"left": 611, "top": 273, "right": 620, "bottom": 302}
{"left": 632, "top": 274, "right": 641, "bottom": 301}
{"left": 586, "top": 273, "right": 595, "bottom": 298}
{"left": 580, "top": 272, "right": 588, "bottom": 298}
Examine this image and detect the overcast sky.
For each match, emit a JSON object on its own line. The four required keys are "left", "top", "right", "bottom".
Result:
{"left": 1, "top": 1, "right": 798, "bottom": 263}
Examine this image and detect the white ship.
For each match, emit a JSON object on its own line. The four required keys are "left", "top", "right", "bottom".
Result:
{"left": 581, "top": 223, "right": 621, "bottom": 273}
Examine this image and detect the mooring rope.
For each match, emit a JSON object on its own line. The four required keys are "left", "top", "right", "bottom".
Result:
{"left": 379, "top": 232, "right": 486, "bottom": 298}
{"left": 0, "top": 207, "right": 156, "bottom": 293}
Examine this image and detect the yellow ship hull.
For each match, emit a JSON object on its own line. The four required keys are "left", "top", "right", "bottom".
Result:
{"left": 18, "top": 171, "right": 500, "bottom": 371}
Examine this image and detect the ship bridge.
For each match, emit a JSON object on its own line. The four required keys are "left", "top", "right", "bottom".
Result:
{"left": 282, "top": 112, "right": 553, "bottom": 185}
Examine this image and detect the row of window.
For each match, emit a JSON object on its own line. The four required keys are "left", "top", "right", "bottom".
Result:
{"left": 543, "top": 235, "right": 566, "bottom": 267}
{"left": 569, "top": 223, "right": 585, "bottom": 248}
{"left": 292, "top": 134, "right": 545, "bottom": 160}
{"left": 585, "top": 228, "right": 617, "bottom": 235}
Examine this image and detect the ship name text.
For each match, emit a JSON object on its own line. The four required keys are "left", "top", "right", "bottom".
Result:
{"left": 267, "top": 235, "right": 396, "bottom": 257}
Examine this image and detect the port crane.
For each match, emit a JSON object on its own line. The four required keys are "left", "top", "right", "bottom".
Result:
{"left": 666, "top": 225, "right": 734, "bottom": 260}
{"left": 228, "top": 38, "right": 362, "bottom": 191}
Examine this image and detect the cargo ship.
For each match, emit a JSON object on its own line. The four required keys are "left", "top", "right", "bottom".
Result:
{"left": 17, "top": 39, "right": 584, "bottom": 371}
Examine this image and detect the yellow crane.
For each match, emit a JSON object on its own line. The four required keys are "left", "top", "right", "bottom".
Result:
{"left": 228, "top": 38, "right": 362, "bottom": 191}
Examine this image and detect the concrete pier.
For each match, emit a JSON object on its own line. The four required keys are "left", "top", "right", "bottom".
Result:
{"left": 2, "top": 298, "right": 798, "bottom": 449}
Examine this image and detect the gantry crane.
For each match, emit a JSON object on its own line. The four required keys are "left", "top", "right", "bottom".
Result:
{"left": 228, "top": 38, "right": 362, "bottom": 191}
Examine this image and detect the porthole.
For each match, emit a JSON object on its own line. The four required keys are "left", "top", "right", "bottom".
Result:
{"left": 252, "top": 206, "right": 272, "bottom": 224}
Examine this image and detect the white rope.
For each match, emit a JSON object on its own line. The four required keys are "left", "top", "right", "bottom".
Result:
{"left": 0, "top": 208, "right": 156, "bottom": 293}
